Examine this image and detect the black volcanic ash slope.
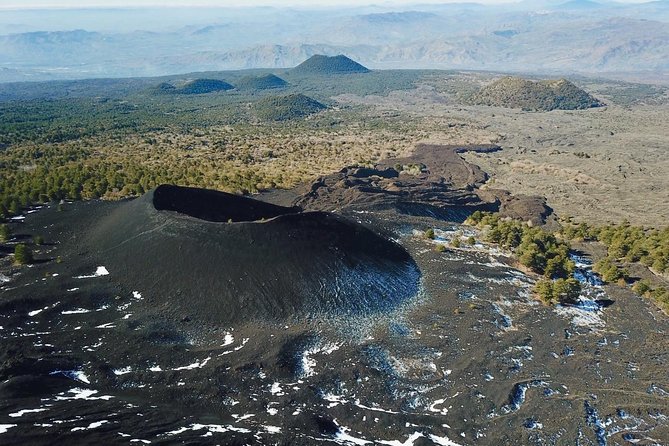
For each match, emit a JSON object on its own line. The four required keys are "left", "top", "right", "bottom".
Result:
{"left": 471, "top": 77, "right": 603, "bottom": 111}
{"left": 291, "top": 54, "right": 370, "bottom": 75}
{"left": 84, "top": 185, "right": 420, "bottom": 324}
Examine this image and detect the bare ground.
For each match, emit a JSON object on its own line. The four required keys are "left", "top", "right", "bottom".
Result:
{"left": 336, "top": 75, "right": 669, "bottom": 226}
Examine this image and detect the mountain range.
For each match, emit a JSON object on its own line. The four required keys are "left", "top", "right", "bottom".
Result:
{"left": 0, "top": 1, "right": 668, "bottom": 82}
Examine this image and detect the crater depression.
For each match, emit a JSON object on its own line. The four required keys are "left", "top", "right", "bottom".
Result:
{"left": 84, "top": 184, "right": 421, "bottom": 324}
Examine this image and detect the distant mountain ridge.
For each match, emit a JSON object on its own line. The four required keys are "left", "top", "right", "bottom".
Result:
{"left": 0, "top": 3, "right": 668, "bottom": 82}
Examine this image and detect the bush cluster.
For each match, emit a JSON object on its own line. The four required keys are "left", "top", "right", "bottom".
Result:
{"left": 562, "top": 221, "right": 668, "bottom": 274}
{"left": 534, "top": 278, "right": 582, "bottom": 305}
{"left": 468, "top": 211, "right": 574, "bottom": 279}
{"left": 562, "top": 220, "right": 669, "bottom": 311}
{"left": 468, "top": 211, "right": 579, "bottom": 306}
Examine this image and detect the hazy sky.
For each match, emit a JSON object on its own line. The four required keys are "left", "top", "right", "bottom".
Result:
{"left": 0, "top": 0, "right": 526, "bottom": 9}
{"left": 0, "top": 0, "right": 654, "bottom": 8}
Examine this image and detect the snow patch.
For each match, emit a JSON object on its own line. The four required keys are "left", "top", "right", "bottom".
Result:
{"left": 378, "top": 432, "right": 464, "bottom": 446}
{"left": 221, "top": 332, "right": 234, "bottom": 347}
{"left": 354, "top": 400, "right": 400, "bottom": 414}
{"left": 165, "top": 424, "right": 251, "bottom": 436}
{"left": 555, "top": 298, "right": 605, "bottom": 328}
{"left": 50, "top": 370, "right": 90, "bottom": 384}
{"left": 71, "top": 420, "right": 109, "bottom": 431}
{"left": 219, "top": 337, "right": 249, "bottom": 355}
{"left": 172, "top": 356, "right": 211, "bottom": 371}
{"left": 54, "top": 388, "right": 113, "bottom": 401}
{"left": 334, "top": 423, "right": 372, "bottom": 445}
{"left": 95, "top": 322, "right": 116, "bottom": 329}
{"left": 61, "top": 308, "right": 90, "bottom": 315}
{"left": 0, "top": 424, "right": 17, "bottom": 434}
{"left": 428, "top": 399, "right": 449, "bottom": 416}
{"left": 9, "top": 408, "right": 49, "bottom": 417}
{"left": 270, "top": 382, "right": 284, "bottom": 396}
{"left": 75, "top": 266, "right": 109, "bottom": 279}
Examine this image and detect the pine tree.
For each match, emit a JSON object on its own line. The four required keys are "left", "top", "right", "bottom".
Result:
{"left": 0, "top": 224, "right": 9, "bottom": 242}
{"left": 14, "top": 243, "right": 33, "bottom": 265}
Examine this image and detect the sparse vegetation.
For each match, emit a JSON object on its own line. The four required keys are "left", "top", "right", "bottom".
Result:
{"left": 0, "top": 104, "right": 424, "bottom": 209}
{"left": 424, "top": 228, "right": 435, "bottom": 240}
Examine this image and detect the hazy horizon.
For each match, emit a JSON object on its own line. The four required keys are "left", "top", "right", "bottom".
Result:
{"left": 0, "top": 0, "right": 667, "bottom": 82}
{"left": 0, "top": 0, "right": 659, "bottom": 10}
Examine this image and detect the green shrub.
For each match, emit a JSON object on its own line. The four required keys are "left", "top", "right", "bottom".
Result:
{"left": 594, "top": 257, "right": 628, "bottom": 283}
{"left": 632, "top": 279, "right": 651, "bottom": 296}
{"left": 552, "top": 278, "right": 581, "bottom": 304}
{"left": 0, "top": 224, "right": 9, "bottom": 242}
{"left": 534, "top": 277, "right": 581, "bottom": 305}
{"left": 533, "top": 279, "right": 554, "bottom": 304}
{"left": 424, "top": 228, "right": 435, "bottom": 240}
{"left": 14, "top": 243, "right": 33, "bottom": 265}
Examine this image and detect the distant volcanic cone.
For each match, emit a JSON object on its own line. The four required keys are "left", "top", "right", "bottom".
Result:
{"left": 85, "top": 185, "right": 421, "bottom": 324}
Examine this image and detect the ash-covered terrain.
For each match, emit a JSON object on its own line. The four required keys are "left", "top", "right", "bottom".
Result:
{"left": 1, "top": 146, "right": 667, "bottom": 446}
